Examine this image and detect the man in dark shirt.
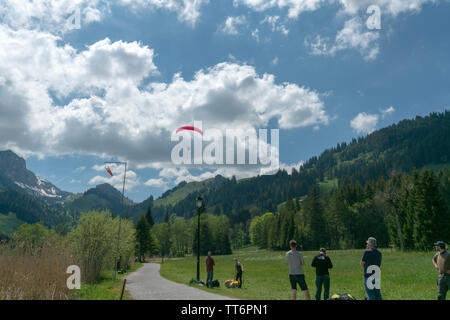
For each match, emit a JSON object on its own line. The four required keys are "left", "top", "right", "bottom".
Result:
{"left": 360, "top": 237, "right": 382, "bottom": 300}
{"left": 206, "top": 251, "right": 215, "bottom": 288}
{"left": 234, "top": 258, "right": 244, "bottom": 288}
{"left": 311, "top": 248, "right": 333, "bottom": 300}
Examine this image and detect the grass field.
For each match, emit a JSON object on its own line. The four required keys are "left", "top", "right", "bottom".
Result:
{"left": 159, "top": 247, "right": 439, "bottom": 300}
{"left": 76, "top": 262, "right": 143, "bottom": 300}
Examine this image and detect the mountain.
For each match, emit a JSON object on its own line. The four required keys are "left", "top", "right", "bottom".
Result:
{"left": 0, "top": 150, "right": 71, "bottom": 202}
{"left": 63, "top": 183, "right": 134, "bottom": 214}
{"left": 147, "top": 111, "right": 450, "bottom": 220}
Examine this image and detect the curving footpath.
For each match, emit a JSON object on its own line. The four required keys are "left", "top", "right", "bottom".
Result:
{"left": 126, "top": 263, "right": 236, "bottom": 300}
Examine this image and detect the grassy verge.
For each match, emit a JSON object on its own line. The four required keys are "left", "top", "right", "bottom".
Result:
{"left": 75, "top": 262, "right": 143, "bottom": 300}
{"left": 160, "top": 247, "right": 438, "bottom": 300}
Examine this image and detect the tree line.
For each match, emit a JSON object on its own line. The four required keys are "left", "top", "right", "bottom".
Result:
{"left": 250, "top": 168, "right": 450, "bottom": 251}
{"left": 135, "top": 207, "right": 233, "bottom": 261}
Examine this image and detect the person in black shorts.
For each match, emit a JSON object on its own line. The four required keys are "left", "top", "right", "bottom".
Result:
{"left": 286, "top": 240, "right": 311, "bottom": 300}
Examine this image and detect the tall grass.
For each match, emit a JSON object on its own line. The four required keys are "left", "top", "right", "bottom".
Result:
{"left": 0, "top": 240, "right": 75, "bottom": 300}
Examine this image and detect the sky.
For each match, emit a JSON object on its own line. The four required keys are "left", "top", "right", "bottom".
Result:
{"left": 0, "top": 0, "right": 449, "bottom": 202}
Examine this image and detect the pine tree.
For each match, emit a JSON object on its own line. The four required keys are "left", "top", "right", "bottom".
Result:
{"left": 145, "top": 206, "right": 154, "bottom": 227}
{"left": 163, "top": 210, "right": 170, "bottom": 224}
{"left": 413, "top": 170, "right": 448, "bottom": 249}
{"left": 135, "top": 215, "right": 151, "bottom": 262}
{"left": 305, "top": 185, "right": 328, "bottom": 249}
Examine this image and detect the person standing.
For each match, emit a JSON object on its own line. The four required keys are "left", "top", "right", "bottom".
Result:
{"left": 206, "top": 251, "right": 215, "bottom": 288}
{"left": 286, "top": 240, "right": 311, "bottom": 300}
{"left": 233, "top": 258, "right": 244, "bottom": 288}
{"left": 311, "top": 248, "right": 333, "bottom": 300}
{"left": 432, "top": 241, "right": 450, "bottom": 300}
{"left": 360, "top": 237, "right": 382, "bottom": 300}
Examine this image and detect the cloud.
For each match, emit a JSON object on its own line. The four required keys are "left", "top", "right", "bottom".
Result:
{"left": 261, "top": 15, "right": 289, "bottom": 35}
{"left": 0, "top": 25, "right": 329, "bottom": 167}
{"left": 338, "top": 0, "right": 438, "bottom": 16}
{"left": 1, "top": 0, "right": 438, "bottom": 35}
{"left": 153, "top": 158, "right": 303, "bottom": 188}
{"left": 74, "top": 166, "right": 86, "bottom": 173}
{"left": 118, "top": 0, "right": 209, "bottom": 27}
{"left": 236, "top": 0, "right": 439, "bottom": 19}
{"left": 240, "top": 1, "right": 439, "bottom": 60}
{"left": 305, "top": 17, "right": 380, "bottom": 61}
{"left": 350, "top": 112, "right": 379, "bottom": 134}
{"left": 219, "top": 16, "right": 248, "bottom": 35}
{"left": 144, "top": 178, "right": 168, "bottom": 188}
{"left": 235, "top": 0, "right": 325, "bottom": 19}
{"left": 279, "top": 160, "right": 304, "bottom": 174}
{"left": 0, "top": 0, "right": 211, "bottom": 33}
{"left": 89, "top": 163, "right": 140, "bottom": 190}
{"left": 381, "top": 106, "right": 395, "bottom": 118}
{"left": 0, "top": 0, "right": 108, "bottom": 33}
{"left": 251, "top": 28, "right": 260, "bottom": 42}
{"left": 0, "top": 27, "right": 157, "bottom": 97}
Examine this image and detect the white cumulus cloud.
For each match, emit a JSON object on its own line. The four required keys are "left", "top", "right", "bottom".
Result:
{"left": 305, "top": 17, "right": 380, "bottom": 61}
{"left": 350, "top": 112, "right": 379, "bottom": 134}
{"left": 381, "top": 106, "right": 395, "bottom": 118}
{"left": 219, "top": 15, "right": 248, "bottom": 35}
{"left": 0, "top": 26, "right": 329, "bottom": 168}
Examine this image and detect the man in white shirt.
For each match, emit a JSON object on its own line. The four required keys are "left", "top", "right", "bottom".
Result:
{"left": 286, "top": 240, "right": 311, "bottom": 300}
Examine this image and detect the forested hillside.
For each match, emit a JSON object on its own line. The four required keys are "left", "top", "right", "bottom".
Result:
{"left": 150, "top": 111, "right": 450, "bottom": 221}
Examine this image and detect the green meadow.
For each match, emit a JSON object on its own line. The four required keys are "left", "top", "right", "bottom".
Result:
{"left": 159, "top": 247, "right": 439, "bottom": 300}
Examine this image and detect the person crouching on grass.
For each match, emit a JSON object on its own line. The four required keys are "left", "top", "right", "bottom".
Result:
{"left": 286, "top": 240, "right": 311, "bottom": 300}
{"left": 311, "top": 248, "right": 333, "bottom": 300}
{"left": 233, "top": 258, "right": 244, "bottom": 288}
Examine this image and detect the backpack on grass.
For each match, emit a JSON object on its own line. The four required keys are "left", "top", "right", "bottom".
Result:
{"left": 328, "top": 293, "right": 356, "bottom": 300}
{"left": 224, "top": 280, "right": 239, "bottom": 288}
{"left": 211, "top": 280, "right": 220, "bottom": 287}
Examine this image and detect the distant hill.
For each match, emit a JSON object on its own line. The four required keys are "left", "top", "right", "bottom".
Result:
{"left": 63, "top": 183, "right": 134, "bottom": 214}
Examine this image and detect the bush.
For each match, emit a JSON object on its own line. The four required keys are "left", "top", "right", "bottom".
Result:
{"left": 68, "top": 210, "right": 135, "bottom": 283}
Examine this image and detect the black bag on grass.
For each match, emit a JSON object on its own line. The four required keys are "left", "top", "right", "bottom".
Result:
{"left": 211, "top": 280, "right": 220, "bottom": 287}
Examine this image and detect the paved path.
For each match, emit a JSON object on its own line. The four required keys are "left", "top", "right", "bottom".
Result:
{"left": 126, "top": 263, "right": 236, "bottom": 300}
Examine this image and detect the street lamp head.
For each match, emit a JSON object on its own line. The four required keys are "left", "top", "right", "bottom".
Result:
{"left": 196, "top": 196, "right": 203, "bottom": 208}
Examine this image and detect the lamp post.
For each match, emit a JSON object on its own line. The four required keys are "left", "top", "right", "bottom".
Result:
{"left": 196, "top": 196, "right": 203, "bottom": 282}
{"left": 104, "top": 161, "right": 127, "bottom": 281}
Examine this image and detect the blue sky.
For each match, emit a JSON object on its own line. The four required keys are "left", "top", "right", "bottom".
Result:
{"left": 0, "top": 0, "right": 449, "bottom": 202}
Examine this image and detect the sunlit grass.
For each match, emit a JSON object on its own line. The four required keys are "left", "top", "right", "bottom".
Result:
{"left": 160, "top": 247, "right": 438, "bottom": 300}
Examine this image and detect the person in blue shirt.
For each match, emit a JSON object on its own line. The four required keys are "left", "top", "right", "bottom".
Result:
{"left": 360, "top": 237, "right": 382, "bottom": 300}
